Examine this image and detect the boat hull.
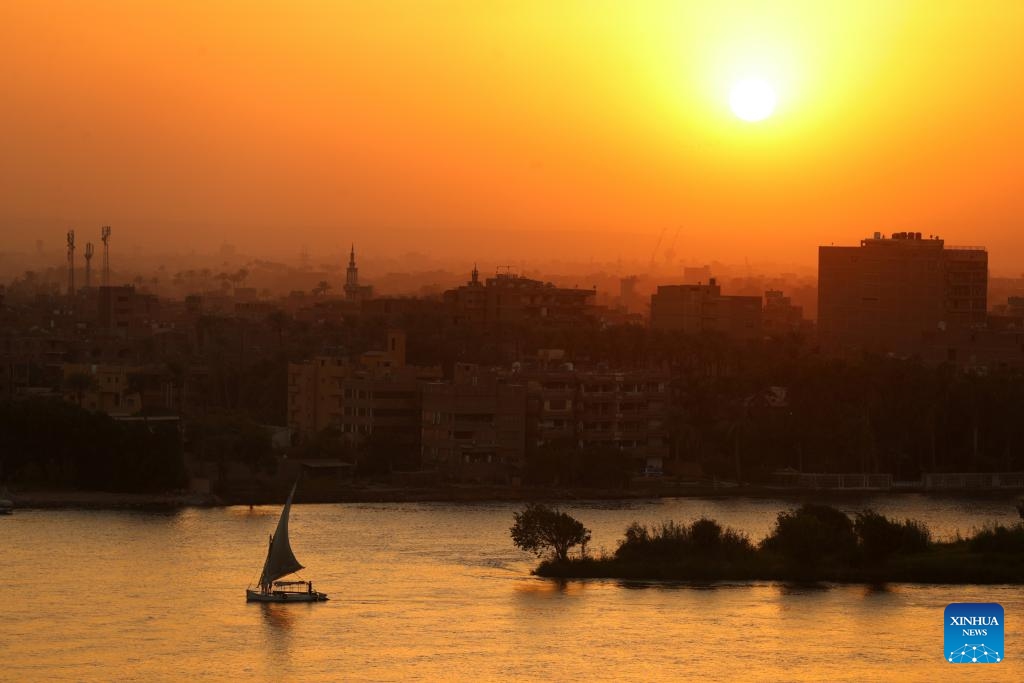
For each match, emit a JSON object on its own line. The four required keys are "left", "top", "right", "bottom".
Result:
{"left": 246, "top": 589, "right": 328, "bottom": 603}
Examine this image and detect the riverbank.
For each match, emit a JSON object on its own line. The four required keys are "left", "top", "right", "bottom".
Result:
{"left": 8, "top": 490, "right": 224, "bottom": 510}
{"left": 534, "top": 545, "right": 1024, "bottom": 584}
{"left": 7, "top": 483, "right": 1023, "bottom": 509}
{"left": 10, "top": 484, "right": 714, "bottom": 509}
{"left": 525, "top": 504, "right": 1024, "bottom": 585}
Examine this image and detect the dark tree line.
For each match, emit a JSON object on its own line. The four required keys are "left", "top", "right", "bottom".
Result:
{"left": 0, "top": 398, "right": 186, "bottom": 492}
{"left": 673, "top": 354, "right": 1024, "bottom": 480}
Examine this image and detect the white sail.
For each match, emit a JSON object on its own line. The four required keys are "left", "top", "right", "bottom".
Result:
{"left": 258, "top": 482, "right": 304, "bottom": 590}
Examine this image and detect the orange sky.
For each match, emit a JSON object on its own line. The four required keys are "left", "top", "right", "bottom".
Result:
{"left": 1, "top": 1, "right": 1022, "bottom": 271}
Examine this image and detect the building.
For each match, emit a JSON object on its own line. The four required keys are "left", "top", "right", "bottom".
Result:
{"left": 421, "top": 363, "right": 527, "bottom": 484}
{"left": 443, "top": 267, "right": 596, "bottom": 326}
{"left": 286, "top": 331, "right": 442, "bottom": 458}
{"left": 762, "top": 289, "right": 805, "bottom": 336}
{"left": 0, "top": 334, "right": 70, "bottom": 399}
{"left": 518, "top": 366, "right": 671, "bottom": 475}
{"left": 617, "top": 275, "right": 647, "bottom": 316}
{"left": 650, "top": 278, "right": 762, "bottom": 338}
{"left": 61, "top": 363, "right": 179, "bottom": 416}
{"left": 97, "top": 285, "right": 160, "bottom": 334}
{"left": 818, "top": 232, "right": 987, "bottom": 354}
{"left": 919, "top": 327, "right": 1024, "bottom": 369}
{"left": 574, "top": 370, "right": 670, "bottom": 474}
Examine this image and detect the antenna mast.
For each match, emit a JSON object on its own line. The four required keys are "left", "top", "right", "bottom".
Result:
{"left": 101, "top": 226, "right": 111, "bottom": 286}
{"left": 84, "top": 242, "right": 94, "bottom": 289}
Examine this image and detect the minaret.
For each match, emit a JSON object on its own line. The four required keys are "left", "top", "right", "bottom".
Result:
{"left": 344, "top": 244, "right": 359, "bottom": 300}
{"left": 66, "top": 230, "right": 76, "bottom": 297}
{"left": 101, "top": 225, "right": 111, "bottom": 287}
{"left": 470, "top": 263, "right": 480, "bottom": 286}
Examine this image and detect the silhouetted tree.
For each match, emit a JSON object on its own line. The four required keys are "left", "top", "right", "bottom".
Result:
{"left": 510, "top": 504, "right": 591, "bottom": 562}
{"left": 63, "top": 372, "right": 97, "bottom": 408}
{"left": 854, "top": 509, "right": 930, "bottom": 563}
{"left": 762, "top": 504, "right": 857, "bottom": 568}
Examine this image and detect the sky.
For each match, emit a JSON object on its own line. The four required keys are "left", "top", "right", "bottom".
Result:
{"left": 1, "top": 1, "right": 1022, "bottom": 271}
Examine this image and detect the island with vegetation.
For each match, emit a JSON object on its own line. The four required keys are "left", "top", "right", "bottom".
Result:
{"left": 511, "top": 502, "right": 1024, "bottom": 584}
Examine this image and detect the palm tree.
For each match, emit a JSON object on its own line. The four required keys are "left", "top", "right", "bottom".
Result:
{"left": 266, "top": 310, "right": 290, "bottom": 354}
{"left": 313, "top": 281, "right": 331, "bottom": 297}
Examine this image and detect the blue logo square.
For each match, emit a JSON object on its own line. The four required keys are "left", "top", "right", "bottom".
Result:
{"left": 945, "top": 603, "right": 1004, "bottom": 663}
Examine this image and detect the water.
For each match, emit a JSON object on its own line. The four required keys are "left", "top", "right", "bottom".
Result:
{"left": 3, "top": 495, "right": 1022, "bottom": 681}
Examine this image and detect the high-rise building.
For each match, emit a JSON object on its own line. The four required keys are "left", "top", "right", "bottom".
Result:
{"left": 818, "top": 232, "right": 987, "bottom": 354}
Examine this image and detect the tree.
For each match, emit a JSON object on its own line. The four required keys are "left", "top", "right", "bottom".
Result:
{"left": 265, "top": 310, "right": 290, "bottom": 354}
{"left": 63, "top": 372, "right": 98, "bottom": 408}
{"left": 854, "top": 509, "right": 930, "bottom": 563}
{"left": 313, "top": 280, "right": 331, "bottom": 297}
{"left": 762, "top": 504, "right": 857, "bottom": 568}
{"left": 510, "top": 504, "right": 591, "bottom": 562}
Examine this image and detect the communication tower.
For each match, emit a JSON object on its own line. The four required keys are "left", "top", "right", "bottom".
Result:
{"left": 84, "top": 242, "right": 94, "bottom": 289}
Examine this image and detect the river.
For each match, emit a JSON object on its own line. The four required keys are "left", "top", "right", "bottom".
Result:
{"left": 3, "top": 494, "right": 1022, "bottom": 681}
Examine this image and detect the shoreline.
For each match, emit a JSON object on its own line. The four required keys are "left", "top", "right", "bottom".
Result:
{"left": 534, "top": 563, "right": 1024, "bottom": 585}
{"left": 534, "top": 546, "right": 1024, "bottom": 585}
{"left": 6, "top": 484, "right": 1024, "bottom": 510}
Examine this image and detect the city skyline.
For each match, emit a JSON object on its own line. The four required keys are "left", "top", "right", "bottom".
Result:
{"left": 5, "top": 4, "right": 1024, "bottom": 680}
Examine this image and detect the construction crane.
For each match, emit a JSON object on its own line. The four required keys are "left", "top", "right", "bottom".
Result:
{"left": 648, "top": 226, "right": 667, "bottom": 270}
{"left": 664, "top": 226, "right": 681, "bottom": 265}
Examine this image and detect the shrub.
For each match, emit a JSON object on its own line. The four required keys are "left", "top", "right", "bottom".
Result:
{"left": 616, "top": 521, "right": 688, "bottom": 562}
{"left": 689, "top": 518, "right": 723, "bottom": 550}
{"left": 762, "top": 504, "right": 857, "bottom": 566}
{"left": 854, "top": 510, "right": 931, "bottom": 562}
{"left": 968, "top": 523, "right": 1024, "bottom": 554}
{"left": 614, "top": 518, "right": 753, "bottom": 563}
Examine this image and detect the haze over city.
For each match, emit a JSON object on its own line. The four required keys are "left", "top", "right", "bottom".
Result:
{"left": 4, "top": 3, "right": 1024, "bottom": 681}
{"left": 2, "top": 2, "right": 1023, "bottom": 270}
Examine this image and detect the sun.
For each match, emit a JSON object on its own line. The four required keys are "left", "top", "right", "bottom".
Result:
{"left": 729, "top": 77, "right": 777, "bottom": 122}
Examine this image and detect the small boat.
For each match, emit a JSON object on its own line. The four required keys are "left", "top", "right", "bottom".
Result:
{"left": 245, "top": 481, "right": 327, "bottom": 603}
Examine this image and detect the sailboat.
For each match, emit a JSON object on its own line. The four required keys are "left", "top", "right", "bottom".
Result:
{"left": 245, "top": 481, "right": 328, "bottom": 603}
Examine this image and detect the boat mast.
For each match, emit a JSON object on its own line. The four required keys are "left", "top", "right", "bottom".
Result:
{"left": 256, "top": 481, "right": 304, "bottom": 591}
{"left": 262, "top": 534, "right": 273, "bottom": 592}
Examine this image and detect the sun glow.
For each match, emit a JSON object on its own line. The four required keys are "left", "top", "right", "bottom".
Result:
{"left": 729, "top": 78, "right": 778, "bottom": 122}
